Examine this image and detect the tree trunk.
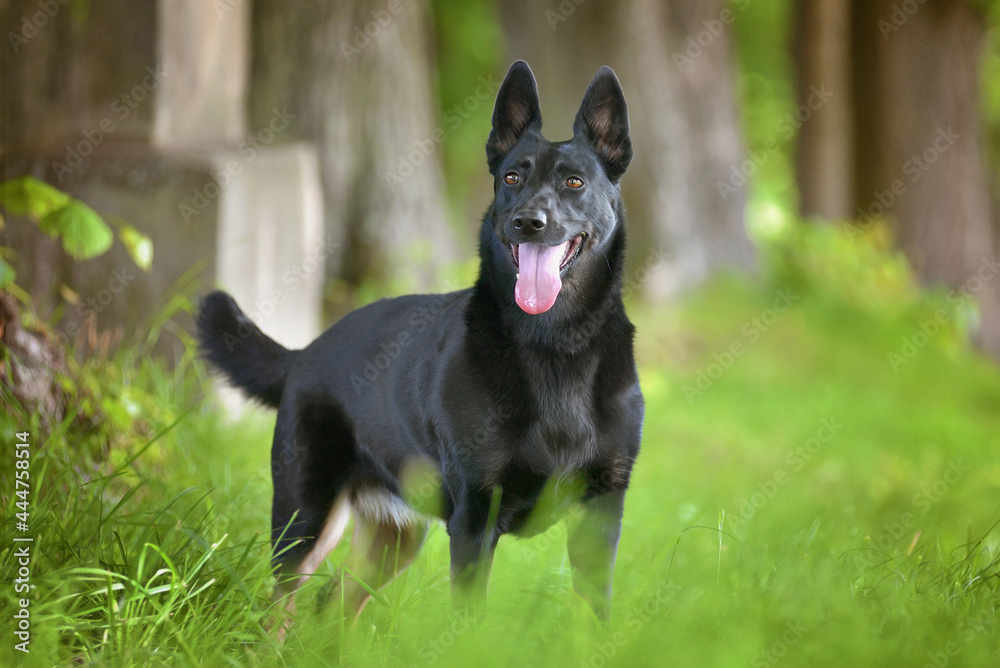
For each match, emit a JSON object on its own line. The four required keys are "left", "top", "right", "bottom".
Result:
{"left": 794, "top": 0, "right": 854, "bottom": 220}
{"left": 851, "top": 0, "right": 999, "bottom": 355}
{"left": 250, "top": 0, "right": 455, "bottom": 297}
{"left": 499, "top": 0, "right": 754, "bottom": 299}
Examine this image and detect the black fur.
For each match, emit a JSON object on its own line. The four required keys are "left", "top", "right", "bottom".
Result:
{"left": 198, "top": 61, "right": 644, "bottom": 620}
{"left": 196, "top": 291, "right": 293, "bottom": 408}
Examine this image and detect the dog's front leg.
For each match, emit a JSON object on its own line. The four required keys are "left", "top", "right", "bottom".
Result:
{"left": 447, "top": 486, "right": 500, "bottom": 607}
{"left": 567, "top": 488, "right": 625, "bottom": 620}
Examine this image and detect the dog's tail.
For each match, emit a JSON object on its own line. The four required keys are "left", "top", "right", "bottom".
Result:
{"left": 196, "top": 291, "right": 296, "bottom": 408}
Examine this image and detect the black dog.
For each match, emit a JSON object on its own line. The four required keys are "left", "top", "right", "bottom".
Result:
{"left": 197, "top": 61, "right": 643, "bottom": 623}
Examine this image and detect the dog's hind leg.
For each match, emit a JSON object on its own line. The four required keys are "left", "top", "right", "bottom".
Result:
{"left": 272, "top": 491, "right": 352, "bottom": 640}
{"left": 270, "top": 396, "right": 358, "bottom": 638}
{"left": 336, "top": 516, "right": 428, "bottom": 617}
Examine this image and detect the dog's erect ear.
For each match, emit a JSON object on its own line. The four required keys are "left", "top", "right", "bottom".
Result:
{"left": 573, "top": 66, "right": 632, "bottom": 181}
{"left": 486, "top": 61, "right": 542, "bottom": 175}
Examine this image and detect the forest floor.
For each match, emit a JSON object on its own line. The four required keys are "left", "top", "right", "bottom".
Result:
{"left": 3, "top": 273, "right": 1000, "bottom": 667}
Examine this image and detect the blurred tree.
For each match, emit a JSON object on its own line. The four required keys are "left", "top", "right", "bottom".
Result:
{"left": 794, "top": 0, "right": 854, "bottom": 219}
{"left": 793, "top": 0, "right": 1000, "bottom": 355}
{"left": 250, "top": 0, "right": 456, "bottom": 300}
{"left": 855, "top": 0, "right": 999, "bottom": 356}
{"left": 429, "top": 0, "right": 504, "bottom": 240}
{"left": 498, "top": 0, "right": 754, "bottom": 298}
{"left": 988, "top": 6, "right": 1000, "bottom": 310}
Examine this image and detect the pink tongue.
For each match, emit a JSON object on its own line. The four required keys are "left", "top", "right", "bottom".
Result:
{"left": 515, "top": 241, "right": 568, "bottom": 315}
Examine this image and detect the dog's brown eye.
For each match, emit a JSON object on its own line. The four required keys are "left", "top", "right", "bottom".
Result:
{"left": 567, "top": 176, "right": 584, "bottom": 189}
{"left": 504, "top": 172, "right": 519, "bottom": 185}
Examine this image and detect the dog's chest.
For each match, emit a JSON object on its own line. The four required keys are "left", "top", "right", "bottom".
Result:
{"left": 516, "top": 350, "right": 600, "bottom": 473}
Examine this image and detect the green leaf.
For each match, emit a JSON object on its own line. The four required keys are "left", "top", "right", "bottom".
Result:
{"left": 39, "top": 202, "right": 114, "bottom": 260}
{"left": 0, "top": 257, "right": 15, "bottom": 287}
{"left": 119, "top": 224, "right": 154, "bottom": 271}
{"left": 0, "top": 176, "right": 72, "bottom": 219}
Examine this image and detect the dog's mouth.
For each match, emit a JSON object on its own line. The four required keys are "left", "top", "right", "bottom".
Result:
{"left": 510, "top": 234, "right": 584, "bottom": 273}
{"left": 509, "top": 234, "right": 585, "bottom": 315}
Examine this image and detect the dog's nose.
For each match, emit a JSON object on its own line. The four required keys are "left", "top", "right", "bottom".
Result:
{"left": 512, "top": 210, "right": 547, "bottom": 232}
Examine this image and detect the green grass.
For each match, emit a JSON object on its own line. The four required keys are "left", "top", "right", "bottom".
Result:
{"left": 3, "top": 274, "right": 1000, "bottom": 667}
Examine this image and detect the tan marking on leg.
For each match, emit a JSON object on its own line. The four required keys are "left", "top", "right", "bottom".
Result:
{"left": 274, "top": 492, "right": 352, "bottom": 640}
{"left": 297, "top": 493, "right": 352, "bottom": 576}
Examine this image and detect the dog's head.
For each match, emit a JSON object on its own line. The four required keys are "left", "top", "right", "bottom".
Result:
{"left": 483, "top": 61, "right": 632, "bottom": 316}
